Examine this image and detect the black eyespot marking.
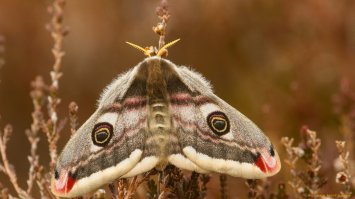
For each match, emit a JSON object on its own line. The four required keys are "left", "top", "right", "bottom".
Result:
{"left": 207, "top": 111, "right": 230, "bottom": 136}
{"left": 269, "top": 146, "right": 275, "bottom": 157}
{"left": 92, "top": 122, "right": 113, "bottom": 147}
{"left": 54, "top": 170, "right": 59, "bottom": 180}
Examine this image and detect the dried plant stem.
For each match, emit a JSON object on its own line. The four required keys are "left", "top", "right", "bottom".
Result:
{"left": 0, "top": 182, "right": 9, "bottom": 199}
{"left": 220, "top": 174, "right": 228, "bottom": 199}
{"left": 45, "top": 0, "right": 68, "bottom": 169}
{"left": 26, "top": 76, "right": 46, "bottom": 195}
{"left": 152, "top": 0, "right": 170, "bottom": 57}
{"left": 117, "top": 179, "right": 128, "bottom": 199}
{"left": 68, "top": 101, "right": 79, "bottom": 135}
{"left": 36, "top": 166, "right": 56, "bottom": 199}
{"left": 25, "top": 129, "right": 40, "bottom": 194}
{"left": 300, "top": 127, "right": 325, "bottom": 197}
{"left": 281, "top": 137, "right": 303, "bottom": 198}
{"left": 245, "top": 179, "right": 271, "bottom": 199}
{"left": 282, "top": 127, "right": 326, "bottom": 199}
{"left": 335, "top": 141, "right": 353, "bottom": 196}
{"left": 333, "top": 78, "right": 355, "bottom": 191}
{"left": 245, "top": 179, "right": 258, "bottom": 199}
{"left": 0, "top": 125, "right": 30, "bottom": 198}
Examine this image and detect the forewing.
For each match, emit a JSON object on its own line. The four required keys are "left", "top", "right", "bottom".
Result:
{"left": 51, "top": 61, "right": 157, "bottom": 198}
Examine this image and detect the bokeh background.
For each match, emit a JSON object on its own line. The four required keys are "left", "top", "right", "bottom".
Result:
{"left": 0, "top": 0, "right": 354, "bottom": 198}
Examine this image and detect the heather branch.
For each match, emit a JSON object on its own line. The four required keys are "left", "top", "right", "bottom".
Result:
{"left": 0, "top": 125, "right": 30, "bottom": 198}
{"left": 68, "top": 101, "right": 79, "bottom": 135}
{"left": 0, "top": 182, "right": 10, "bottom": 199}
{"left": 25, "top": 129, "right": 40, "bottom": 194}
{"left": 0, "top": 163, "right": 5, "bottom": 173}
{"left": 281, "top": 137, "right": 303, "bottom": 198}
{"left": 333, "top": 78, "right": 355, "bottom": 189}
{"left": 300, "top": 127, "right": 325, "bottom": 197}
{"left": 45, "top": 0, "right": 68, "bottom": 169}
{"left": 335, "top": 141, "right": 353, "bottom": 196}
{"left": 220, "top": 174, "right": 228, "bottom": 199}
{"left": 282, "top": 127, "right": 326, "bottom": 199}
{"left": 36, "top": 166, "right": 56, "bottom": 199}
{"left": 154, "top": 0, "right": 170, "bottom": 49}
{"left": 25, "top": 76, "right": 46, "bottom": 194}
{"left": 152, "top": 0, "right": 170, "bottom": 57}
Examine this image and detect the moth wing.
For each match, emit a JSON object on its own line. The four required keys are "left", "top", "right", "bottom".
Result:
{"left": 167, "top": 63, "right": 281, "bottom": 179}
{"left": 52, "top": 61, "right": 159, "bottom": 198}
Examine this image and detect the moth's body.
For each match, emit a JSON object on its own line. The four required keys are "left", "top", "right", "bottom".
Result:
{"left": 52, "top": 57, "right": 281, "bottom": 198}
{"left": 145, "top": 59, "right": 173, "bottom": 168}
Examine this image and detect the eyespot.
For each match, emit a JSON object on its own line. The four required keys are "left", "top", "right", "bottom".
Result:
{"left": 207, "top": 111, "right": 230, "bottom": 136}
{"left": 92, "top": 122, "right": 113, "bottom": 147}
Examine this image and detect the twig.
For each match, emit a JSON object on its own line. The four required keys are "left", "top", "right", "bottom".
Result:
{"left": 333, "top": 78, "right": 355, "bottom": 191}
{"left": 245, "top": 179, "right": 271, "bottom": 199}
{"left": 125, "top": 176, "right": 138, "bottom": 199}
{"left": 270, "top": 183, "right": 289, "bottom": 199}
{"left": 117, "top": 179, "right": 128, "bottom": 199}
{"left": 199, "top": 174, "right": 210, "bottom": 199}
{"left": 36, "top": 165, "right": 55, "bottom": 199}
{"left": 45, "top": 0, "right": 68, "bottom": 169}
{"left": 0, "top": 125, "right": 30, "bottom": 198}
{"left": 153, "top": 0, "right": 170, "bottom": 56}
{"left": 335, "top": 141, "right": 353, "bottom": 196}
{"left": 26, "top": 76, "right": 46, "bottom": 195}
{"left": 281, "top": 126, "right": 327, "bottom": 199}
{"left": 220, "top": 174, "right": 228, "bottom": 199}
{"left": 0, "top": 182, "right": 9, "bottom": 199}
{"left": 281, "top": 136, "right": 304, "bottom": 199}
{"left": 68, "top": 101, "right": 79, "bottom": 135}
{"left": 299, "top": 127, "right": 326, "bottom": 197}
{"left": 245, "top": 179, "right": 257, "bottom": 199}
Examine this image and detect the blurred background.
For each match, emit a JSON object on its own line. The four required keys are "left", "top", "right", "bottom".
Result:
{"left": 0, "top": 0, "right": 354, "bottom": 198}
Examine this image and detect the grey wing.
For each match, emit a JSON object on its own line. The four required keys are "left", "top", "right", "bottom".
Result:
{"left": 52, "top": 61, "right": 159, "bottom": 198}
{"left": 168, "top": 64, "right": 281, "bottom": 179}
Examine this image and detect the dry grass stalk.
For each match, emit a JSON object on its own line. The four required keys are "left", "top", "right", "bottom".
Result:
{"left": 45, "top": 0, "right": 68, "bottom": 169}
{"left": 68, "top": 101, "right": 79, "bottom": 135}
{"left": 299, "top": 127, "right": 325, "bottom": 197}
{"left": 269, "top": 183, "right": 289, "bottom": 199}
{"left": 153, "top": 0, "right": 170, "bottom": 56}
{"left": 154, "top": 0, "right": 169, "bottom": 48}
{"left": 220, "top": 174, "right": 228, "bottom": 199}
{"left": 245, "top": 179, "right": 272, "bottom": 199}
{"left": 246, "top": 179, "right": 258, "bottom": 199}
{"left": 26, "top": 76, "right": 46, "bottom": 195}
{"left": 0, "top": 0, "right": 68, "bottom": 198}
{"left": 281, "top": 126, "right": 327, "bottom": 199}
{"left": 334, "top": 141, "right": 353, "bottom": 196}
{"left": 333, "top": 78, "right": 355, "bottom": 191}
{"left": 0, "top": 124, "right": 31, "bottom": 198}
{"left": 280, "top": 136, "right": 303, "bottom": 199}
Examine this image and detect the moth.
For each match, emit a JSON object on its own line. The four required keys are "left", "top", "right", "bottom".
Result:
{"left": 51, "top": 41, "right": 281, "bottom": 198}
